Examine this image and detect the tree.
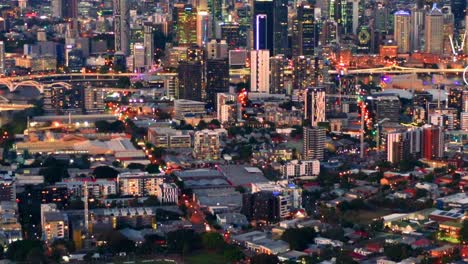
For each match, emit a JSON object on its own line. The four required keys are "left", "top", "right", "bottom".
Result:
{"left": 281, "top": 227, "right": 316, "bottom": 250}
{"left": 223, "top": 245, "right": 244, "bottom": 262}
{"left": 99, "top": 65, "right": 110, "bottom": 74}
{"left": 166, "top": 229, "right": 201, "bottom": 253}
{"left": 202, "top": 232, "right": 225, "bottom": 251}
{"left": 209, "top": 119, "right": 221, "bottom": 128}
{"left": 98, "top": 231, "right": 135, "bottom": 254}
{"left": 6, "top": 240, "right": 44, "bottom": 262}
{"left": 460, "top": 220, "right": 468, "bottom": 243}
{"left": 384, "top": 243, "right": 412, "bottom": 262}
{"left": 117, "top": 77, "right": 131, "bottom": 88}
{"left": 197, "top": 120, "right": 208, "bottom": 130}
{"left": 250, "top": 254, "right": 279, "bottom": 264}
{"left": 93, "top": 166, "right": 119, "bottom": 179}
{"left": 127, "top": 163, "right": 145, "bottom": 170}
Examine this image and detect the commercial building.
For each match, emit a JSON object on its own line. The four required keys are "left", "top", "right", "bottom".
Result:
{"left": 117, "top": 172, "right": 165, "bottom": 197}
{"left": 394, "top": 10, "right": 411, "bottom": 53}
{"left": 387, "top": 132, "right": 410, "bottom": 163}
{"left": 177, "top": 61, "right": 203, "bottom": 101}
{"left": 425, "top": 5, "right": 444, "bottom": 54}
{"left": 206, "top": 58, "right": 229, "bottom": 105}
{"left": 147, "top": 127, "right": 192, "bottom": 148}
{"left": 156, "top": 183, "right": 179, "bottom": 204}
{"left": 0, "top": 172, "right": 15, "bottom": 202}
{"left": 173, "top": 4, "right": 198, "bottom": 46}
{"left": 174, "top": 99, "right": 206, "bottom": 120}
{"left": 113, "top": 0, "right": 130, "bottom": 55}
{"left": 374, "top": 96, "right": 401, "bottom": 123}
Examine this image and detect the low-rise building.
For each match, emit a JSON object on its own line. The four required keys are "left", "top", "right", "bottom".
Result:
{"left": 156, "top": 183, "right": 179, "bottom": 204}
{"left": 174, "top": 99, "right": 206, "bottom": 119}
{"left": 193, "top": 129, "right": 222, "bottom": 160}
{"left": 41, "top": 204, "right": 69, "bottom": 243}
{"left": 280, "top": 160, "right": 320, "bottom": 179}
{"left": 147, "top": 127, "right": 192, "bottom": 148}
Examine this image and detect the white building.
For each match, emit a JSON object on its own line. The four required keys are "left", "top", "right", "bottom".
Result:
{"left": 193, "top": 129, "right": 222, "bottom": 160}
{"left": 280, "top": 160, "right": 320, "bottom": 179}
{"left": 156, "top": 183, "right": 179, "bottom": 204}
{"left": 250, "top": 50, "right": 270, "bottom": 93}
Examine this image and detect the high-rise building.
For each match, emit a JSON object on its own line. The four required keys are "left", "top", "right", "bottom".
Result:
{"left": 253, "top": 0, "right": 274, "bottom": 52}
{"left": 43, "top": 85, "right": 84, "bottom": 114}
{"left": 321, "top": 20, "right": 339, "bottom": 45}
{"left": 270, "top": 55, "right": 285, "bottom": 94}
{"left": 374, "top": 96, "right": 401, "bottom": 123}
{"left": 208, "top": 0, "right": 223, "bottom": 33}
{"left": 177, "top": 61, "right": 203, "bottom": 101}
{"left": 117, "top": 172, "right": 164, "bottom": 196}
{"left": 273, "top": 0, "right": 288, "bottom": 55}
{"left": 394, "top": 11, "right": 411, "bottom": 53}
{"left": 250, "top": 50, "right": 270, "bottom": 93}
{"left": 0, "top": 41, "right": 4, "bottom": 75}
{"left": 410, "top": 7, "right": 424, "bottom": 52}
{"left": 52, "top": 0, "right": 78, "bottom": 19}
{"left": 113, "top": 0, "right": 130, "bottom": 55}
{"left": 221, "top": 22, "right": 243, "bottom": 49}
{"left": 451, "top": 0, "right": 466, "bottom": 27}
{"left": 442, "top": 6, "right": 455, "bottom": 55}
{"left": 304, "top": 87, "right": 326, "bottom": 127}
{"left": 143, "top": 22, "right": 154, "bottom": 70}
{"left": 196, "top": 11, "right": 210, "bottom": 47}
{"left": 217, "top": 93, "right": 240, "bottom": 123}
{"left": 425, "top": 5, "right": 444, "bottom": 54}
{"left": 206, "top": 58, "right": 229, "bottom": 105}
{"left": 206, "top": 39, "right": 228, "bottom": 59}
{"left": 193, "top": 129, "right": 222, "bottom": 160}
{"left": 422, "top": 125, "right": 444, "bottom": 160}
{"left": 303, "top": 126, "right": 326, "bottom": 161}
{"left": 330, "top": 0, "right": 359, "bottom": 36}
{"left": 297, "top": 3, "right": 315, "bottom": 56}
{"left": 133, "top": 43, "right": 146, "bottom": 71}
{"left": 173, "top": 4, "right": 198, "bottom": 47}
{"left": 387, "top": 132, "right": 410, "bottom": 163}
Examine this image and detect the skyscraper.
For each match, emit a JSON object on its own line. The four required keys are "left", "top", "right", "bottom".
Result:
{"left": 253, "top": 0, "right": 274, "bottom": 52}
{"left": 206, "top": 58, "right": 229, "bottom": 105}
{"left": 270, "top": 55, "right": 285, "bottom": 94}
{"left": 178, "top": 61, "right": 203, "bottom": 101}
{"left": 113, "top": 0, "right": 130, "bottom": 55}
{"left": 196, "top": 11, "right": 210, "bottom": 47}
{"left": 303, "top": 126, "right": 325, "bottom": 161}
{"left": 173, "top": 4, "right": 198, "bottom": 47}
{"left": 273, "top": 0, "right": 288, "bottom": 55}
{"left": 422, "top": 125, "right": 444, "bottom": 160}
{"left": 143, "top": 22, "right": 154, "bottom": 70}
{"left": 425, "top": 5, "right": 444, "bottom": 54}
{"left": 304, "top": 87, "right": 326, "bottom": 126}
{"left": 250, "top": 50, "right": 270, "bottom": 93}
{"left": 0, "top": 41, "right": 4, "bottom": 75}
{"left": 297, "top": 3, "right": 315, "bottom": 56}
{"left": 387, "top": 132, "right": 410, "bottom": 163}
{"left": 410, "top": 7, "right": 424, "bottom": 52}
{"left": 394, "top": 11, "right": 411, "bottom": 53}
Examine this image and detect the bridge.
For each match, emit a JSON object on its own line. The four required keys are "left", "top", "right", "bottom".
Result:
{"left": 328, "top": 65, "right": 466, "bottom": 75}
{"left": 0, "top": 103, "right": 34, "bottom": 111}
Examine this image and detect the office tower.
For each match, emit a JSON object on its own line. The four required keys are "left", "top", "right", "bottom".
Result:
{"left": 304, "top": 87, "right": 326, "bottom": 127}
{"left": 387, "top": 132, "right": 410, "bottom": 163}
{"left": 250, "top": 50, "right": 270, "bottom": 93}
{"left": 375, "top": 96, "right": 401, "bottom": 122}
{"left": 451, "top": 0, "right": 466, "bottom": 27}
{"left": 208, "top": 0, "right": 223, "bottom": 33}
{"left": 143, "top": 22, "right": 154, "bottom": 70}
{"left": 330, "top": 0, "right": 359, "bottom": 35}
{"left": 133, "top": 43, "right": 145, "bottom": 71}
{"left": 422, "top": 125, "right": 444, "bottom": 160}
{"left": 177, "top": 61, "right": 203, "bottom": 101}
{"left": 114, "top": 0, "right": 130, "bottom": 55}
{"left": 253, "top": 0, "right": 274, "bottom": 52}
{"left": 442, "top": 6, "right": 455, "bottom": 55}
{"left": 293, "top": 56, "right": 319, "bottom": 90}
{"left": 273, "top": 0, "right": 288, "bottom": 55}
{"left": 67, "top": 49, "right": 84, "bottom": 72}
{"left": 270, "top": 55, "right": 285, "bottom": 94}
{"left": 461, "top": 112, "right": 468, "bottom": 131}
{"left": 229, "top": 49, "right": 248, "bottom": 68}
{"left": 196, "top": 11, "right": 210, "bottom": 47}
{"left": 0, "top": 41, "right": 4, "bottom": 75}
{"left": 52, "top": 0, "right": 77, "bottom": 18}
{"left": 297, "top": 3, "right": 315, "bottom": 56}
{"left": 394, "top": 11, "right": 411, "bottom": 53}
{"left": 411, "top": 7, "right": 424, "bottom": 52}
{"left": 374, "top": 3, "right": 390, "bottom": 33}
{"left": 221, "top": 22, "right": 243, "bottom": 49}
{"left": 206, "top": 58, "right": 229, "bottom": 105}
{"left": 173, "top": 4, "right": 198, "bottom": 47}
{"left": 303, "top": 126, "right": 325, "bottom": 161}
{"left": 425, "top": 5, "right": 444, "bottom": 54}
{"left": 356, "top": 25, "right": 372, "bottom": 53}
{"left": 321, "top": 20, "right": 339, "bottom": 45}
{"left": 193, "top": 129, "right": 221, "bottom": 160}
{"left": 206, "top": 39, "right": 228, "bottom": 59}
